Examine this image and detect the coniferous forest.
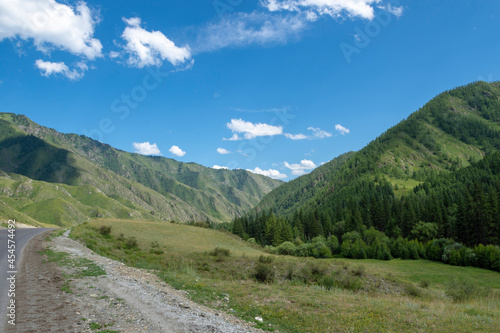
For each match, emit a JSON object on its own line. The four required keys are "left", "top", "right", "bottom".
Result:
{"left": 232, "top": 81, "right": 500, "bottom": 272}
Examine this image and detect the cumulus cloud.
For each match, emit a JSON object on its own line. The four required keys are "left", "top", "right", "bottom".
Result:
{"left": 262, "top": 0, "right": 382, "bottom": 21}
{"left": 284, "top": 133, "right": 308, "bottom": 140}
{"left": 194, "top": 11, "right": 306, "bottom": 53}
{"left": 35, "top": 60, "right": 88, "bottom": 80}
{"left": 227, "top": 119, "right": 283, "bottom": 139}
{"left": 335, "top": 124, "right": 350, "bottom": 135}
{"left": 223, "top": 133, "right": 242, "bottom": 141}
{"left": 247, "top": 167, "right": 287, "bottom": 180}
{"left": 212, "top": 165, "right": 229, "bottom": 170}
{"left": 308, "top": 127, "right": 332, "bottom": 139}
{"left": 133, "top": 142, "right": 161, "bottom": 155}
{"left": 0, "top": 0, "right": 102, "bottom": 59}
{"left": 169, "top": 145, "right": 186, "bottom": 157}
{"left": 217, "top": 148, "right": 231, "bottom": 154}
{"left": 121, "top": 17, "right": 191, "bottom": 68}
{"left": 284, "top": 159, "right": 317, "bottom": 176}
{"left": 378, "top": 4, "right": 404, "bottom": 18}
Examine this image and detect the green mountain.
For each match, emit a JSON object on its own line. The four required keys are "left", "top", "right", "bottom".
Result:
{"left": 0, "top": 113, "right": 282, "bottom": 227}
{"left": 249, "top": 81, "right": 500, "bottom": 245}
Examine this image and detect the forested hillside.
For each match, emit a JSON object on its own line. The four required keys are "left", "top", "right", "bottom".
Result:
{"left": 234, "top": 81, "right": 500, "bottom": 270}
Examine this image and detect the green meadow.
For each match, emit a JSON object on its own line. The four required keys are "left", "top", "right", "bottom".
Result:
{"left": 70, "top": 219, "right": 500, "bottom": 333}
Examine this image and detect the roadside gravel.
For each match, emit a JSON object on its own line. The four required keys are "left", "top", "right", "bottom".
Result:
{"left": 50, "top": 231, "right": 263, "bottom": 333}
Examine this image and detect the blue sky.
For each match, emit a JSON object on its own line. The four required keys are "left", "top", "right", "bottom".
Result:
{"left": 1, "top": 0, "right": 499, "bottom": 180}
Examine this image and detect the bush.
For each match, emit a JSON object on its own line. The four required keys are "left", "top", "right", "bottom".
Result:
{"left": 293, "top": 244, "right": 310, "bottom": 257}
{"left": 405, "top": 284, "right": 422, "bottom": 298}
{"left": 276, "top": 241, "right": 296, "bottom": 255}
{"left": 259, "top": 255, "right": 274, "bottom": 263}
{"left": 124, "top": 236, "right": 138, "bottom": 250}
{"left": 98, "top": 225, "right": 112, "bottom": 236}
{"left": 419, "top": 279, "right": 430, "bottom": 288}
{"left": 209, "top": 247, "right": 231, "bottom": 257}
{"left": 247, "top": 238, "right": 257, "bottom": 245}
{"left": 326, "top": 235, "right": 340, "bottom": 254}
{"left": 319, "top": 275, "right": 336, "bottom": 290}
{"left": 338, "top": 272, "right": 363, "bottom": 291}
{"left": 350, "top": 265, "right": 365, "bottom": 277}
{"left": 254, "top": 263, "right": 275, "bottom": 283}
{"left": 445, "top": 277, "right": 481, "bottom": 302}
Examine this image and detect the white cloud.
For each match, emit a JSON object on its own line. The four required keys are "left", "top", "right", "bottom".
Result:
{"left": 262, "top": 0, "right": 382, "bottom": 20}
{"left": 212, "top": 165, "right": 229, "bottom": 170}
{"left": 121, "top": 17, "right": 191, "bottom": 68}
{"left": 308, "top": 127, "right": 332, "bottom": 139}
{"left": 284, "top": 159, "right": 317, "bottom": 176}
{"left": 109, "top": 51, "right": 121, "bottom": 59}
{"left": 227, "top": 119, "right": 283, "bottom": 139}
{"left": 0, "top": 0, "right": 102, "bottom": 59}
{"left": 284, "top": 133, "right": 308, "bottom": 140}
{"left": 217, "top": 148, "right": 231, "bottom": 155}
{"left": 35, "top": 59, "right": 88, "bottom": 80}
{"left": 194, "top": 11, "right": 306, "bottom": 53}
{"left": 335, "top": 124, "right": 350, "bottom": 135}
{"left": 223, "top": 133, "right": 242, "bottom": 141}
{"left": 378, "top": 4, "right": 404, "bottom": 18}
{"left": 133, "top": 142, "right": 161, "bottom": 155}
{"left": 247, "top": 167, "right": 287, "bottom": 180}
{"left": 169, "top": 145, "right": 186, "bottom": 157}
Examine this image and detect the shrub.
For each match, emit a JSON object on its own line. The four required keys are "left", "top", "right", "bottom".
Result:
{"left": 309, "top": 262, "right": 327, "bottom": 277}
{"left": 350, "top": 265, "right": 365, "bottom": 277}
{"left": 276, "top": 241, "right": 296, "bottom": 255}
{"left": 326, "top": 235, "right": 340, "bottom": 254}
{"left": 338, "top": 273, "right": 363, "bottom": 291}
{"left": 124, "top": 236, "right": 138, "bottom": 250}
{"left": 419, "top": 279, "right": 430, "bottom": 288}
{"left": 319, "top": 275, "right": 336, "bottom": 290}
{"left": 405, "top": 284, "right": 422, "bottom": 298}
{"left": 98, "top": 225, "right": 112, "bottom": 236}
{"left": 209, "top": 247, "right": 231, "bottom": 257}
{"left": 442, "top": 243, "right": 463, "bottom": 263}
{"left": 247, "top": 238, "right": 257, "bottom": 245}
{"left": 309, "top": 241, "right": 333, "bottom": 259}
{"left": 445, "top": 277, "right": 480, "bottom": 302}
{"left": 294, "top": 244, "right": 310, "bottom": 257}
{"left": 254, "top": 263, "right": 275, "bottom": 283}
{"left": 259, "top": 255, "right": 274, "bottom": 264}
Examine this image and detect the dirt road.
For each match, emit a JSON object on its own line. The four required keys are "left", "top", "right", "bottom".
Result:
{"left": 2, "top": 230, "right": 262, "bottom": 333}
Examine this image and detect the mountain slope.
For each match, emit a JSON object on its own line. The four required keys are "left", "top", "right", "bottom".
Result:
{"left": 256, "top": 81, "right": 500, "bottom": 222}
{"left": 0, "top": 114, "right": 282, "bottom": 226}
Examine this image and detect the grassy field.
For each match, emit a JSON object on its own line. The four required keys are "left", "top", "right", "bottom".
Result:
{"left": 70, "top": 219, "right": 500, "bottom": 333}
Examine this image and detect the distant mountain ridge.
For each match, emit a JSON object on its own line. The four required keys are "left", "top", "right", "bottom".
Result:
{"left": 0, "top": 113, "right": 282, "bottom": 227}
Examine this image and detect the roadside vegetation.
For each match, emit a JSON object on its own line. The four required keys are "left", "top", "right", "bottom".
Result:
{"left": 70, "top": 219, "right": 500, "bottom": 333}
